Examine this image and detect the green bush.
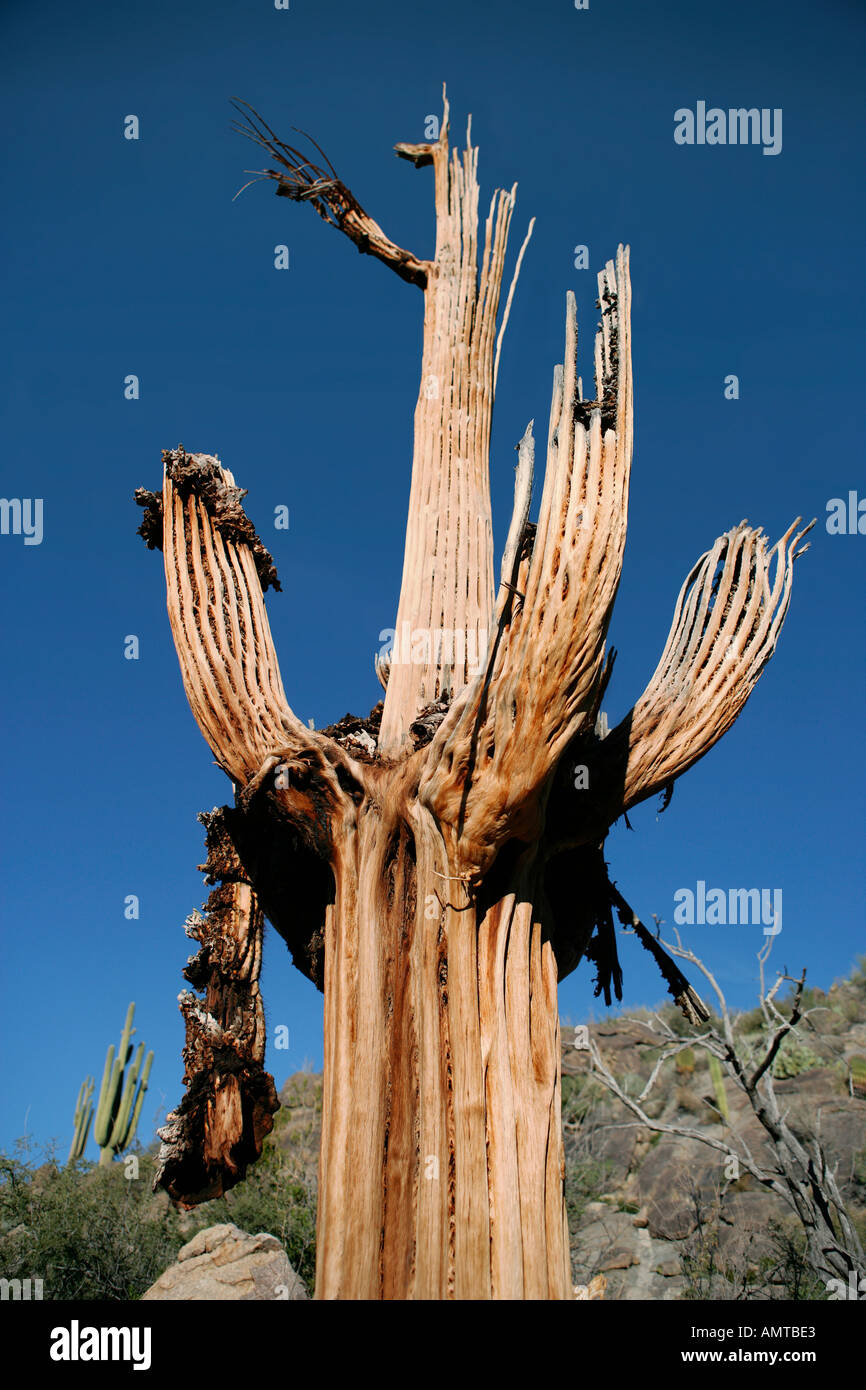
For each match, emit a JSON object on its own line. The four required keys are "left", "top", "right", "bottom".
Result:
{"left": 771, "top": 1036, "right": 822, "bottom": 1080}
{"left": 0, "top": 1121, "right": 318, "bottom": 1299}
{"left": 735, "top": 1006, "right": 766, "bottom": 1037}
{"left": 561, "top": 1073, "right": 603, "bottom": 1127}
{"left": 564, "top": 1149, "right": 610, "bottom": 1236}
{"left": 0, "top": 1140, "right": 184, "bottom": 1300}
{"left": 763, "top": 1219, "right": 832, "bottom": 1301}
{"left": 679, "top": 1203, "right": 828, "bottom": 1301}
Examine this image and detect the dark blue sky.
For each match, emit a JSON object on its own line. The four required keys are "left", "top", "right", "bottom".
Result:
{"left": 2, "top": 0, "right": 864, "bottom": 1156}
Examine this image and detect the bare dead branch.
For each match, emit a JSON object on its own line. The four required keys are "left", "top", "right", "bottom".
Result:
{"left": 750, "top": 969, "right": 806, "bottom": 1090}
{"left": 586, "top": 1034, "right": 783, "bottom": 1194}
{"left": 231, "top": 99, "right": 431, "bottom": 288}
{"left": 609, "top": 887, "right": 710, "bottom": 1024}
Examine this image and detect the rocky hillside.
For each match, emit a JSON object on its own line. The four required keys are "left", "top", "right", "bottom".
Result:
{"left": 566, "top": 966, "right": 866, "bottom": 1298}
{"left": 273, "top": 964, "right": 866, "bottom": 1299}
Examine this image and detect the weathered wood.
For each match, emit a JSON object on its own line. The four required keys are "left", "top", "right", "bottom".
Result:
{"left": 315, "top": 795, "right": 571, "bottom": 1298}
{"left": 379, "top": 94, "right": 528, "bottom": 753}
{"left": 419, "top": 254, "right": 633, "bottom": 882}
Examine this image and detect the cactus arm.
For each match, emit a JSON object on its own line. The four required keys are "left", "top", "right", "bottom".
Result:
{"left": 107, "top": 1043, "right": 143, "bottom": 1153}
{"left": 118, "top": 1001, "right": 136, "bottom": 1067}
{"left": 92, "top": 1044, "right": 118, "bottom": 1148}
{"left": 126, "top": 1051, "right": 154, "bottom": 1149}
{"left": 67, "top": 1076, "right": 95, "bottom": 1163}
{"left": 708, "top": 1054, "right": 730, "bottom": 1123}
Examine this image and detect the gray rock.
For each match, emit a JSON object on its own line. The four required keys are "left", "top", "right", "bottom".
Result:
{"left": 599, "top": 1246, "right": 639, "bottom": 1270}
{"left": 142, "top": 1223, "right": 308, "bottom": 1301}
{"left": 636, "top": 1139, "right": 720, "bottom": 1240}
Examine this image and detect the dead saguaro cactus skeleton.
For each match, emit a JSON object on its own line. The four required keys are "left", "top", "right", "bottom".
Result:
{"left": 135, "top": 91, "right": 812, "bottom": 1300}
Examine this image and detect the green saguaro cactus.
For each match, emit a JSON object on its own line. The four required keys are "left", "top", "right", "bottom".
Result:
{"left": 675, "top": 1046, "right": 696, "bottom": 1077}
{"left": 708, "top": 1054, "right": 730, "bottom": 1123}
{"left": 92, "top": 1002, "right": 154, "bottom": 1166}
{"left": 67, "top": 1076, "right": 95, "bottom": 1163}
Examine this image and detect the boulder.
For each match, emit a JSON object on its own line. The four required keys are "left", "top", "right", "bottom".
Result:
{"left": 142, "top": 1223, "right": 308, "bottom": 1301}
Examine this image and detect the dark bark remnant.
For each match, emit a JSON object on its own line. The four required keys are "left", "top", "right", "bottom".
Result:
{"left": 409, "top": 699, "right": 452, "bottom": 750}
{"left": 163, "top": 446, "right": 281, "bottom": 592}
{"left": 134, "top": 487, "right": 163, "bottom": 550}
{"left": 153, "top": 812, "right": 279, "bottom": 1207}
{"left": 320, "top": 702, "right": 384, "bottom": 762}
{"left": 221, "top": 800, "right": 332, "bottom": 992}
{"left": 231, "top": 101, "right": 431, "bottom": 289}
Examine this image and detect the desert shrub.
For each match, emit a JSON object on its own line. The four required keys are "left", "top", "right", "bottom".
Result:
{"left": 564, "top": 1147, "right": 611, "bottom": 1248}
{"left": 561, "top": 1074, "right": 611, "bottom": 1238}
{"left": 561, "top": 1073, "right": 603, "bottom": 1127}
{"left": 0, "top": 1140, "right": 184, "bottom": 1300}
{"left": 762, "top": 1219, "right": 832, "bottom": 1301}
{"left": 839, "top": 994, "right": 865, "bottom": 1025}
{"left": 0, "top": 1118, "right": 319, "bottom": 1299}
{"left": 735, "top": 1006, "right": 766, "bottom": 1037}
{"left": 678, "top": 1191, "right": 827, "bottom": 1301}
{"left": 676, "top": 1185, "right": 752, "bottom": 1300}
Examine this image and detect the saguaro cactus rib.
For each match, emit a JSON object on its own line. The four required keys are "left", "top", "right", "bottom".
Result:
{"left": 158, "top": 449, "right": 312, "bottom": 787}
{"left": 614, "top": 517, "right": 813, "bottom": 810}
{"left": 419, "top": 252, "right": 632, "bottom": 876}
{"left": 377, "top": 94, "right": 530, "bottom": 750}
{"left": 543, "top": 516, "right": 814, "bottom": 852}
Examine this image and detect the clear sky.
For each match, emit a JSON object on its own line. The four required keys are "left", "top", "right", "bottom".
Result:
{"left": 1, "top": 0, "right": 864, "bottom": 1156}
